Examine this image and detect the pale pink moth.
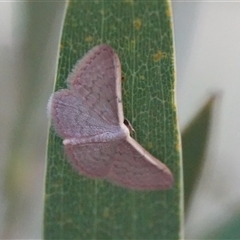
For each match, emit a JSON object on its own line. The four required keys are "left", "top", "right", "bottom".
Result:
{"left": 47, "top": 44, "right": 174, "bottom": 190}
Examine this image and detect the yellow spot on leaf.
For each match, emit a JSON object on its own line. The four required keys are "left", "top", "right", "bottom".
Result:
{"left": 103, "top": 207, "right": 110, "bottom": 218}
{"left": 166, "top": 8, "right": 172, "bottom": 17}
{"left": 176, "top": 142, "right": 181, "bottom": 151}
{"left": 85, "top": 36, "right": 93, "bottom": 43}
{"left": 147, "top": 142, "right": 153, "bottom": 149}
{"left": 133, "top": 18, "right": 142, "bottom": 30}
{"left": 153, "top": 50, "right": 167, "bottom": 62}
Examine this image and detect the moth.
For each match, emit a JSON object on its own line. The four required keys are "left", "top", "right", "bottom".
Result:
{"left": 47, "top": 44, "right": 173, "bottom": 190}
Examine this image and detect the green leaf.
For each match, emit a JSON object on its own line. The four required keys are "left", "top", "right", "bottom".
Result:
{"left": 208, "top": 214, "right": 240, "bottom": 239}
{"left": 182, "top": 96, "right": 216, "bottom": 210}
{"left": 44, "top": 1, "right": 182, "bottom": 239}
